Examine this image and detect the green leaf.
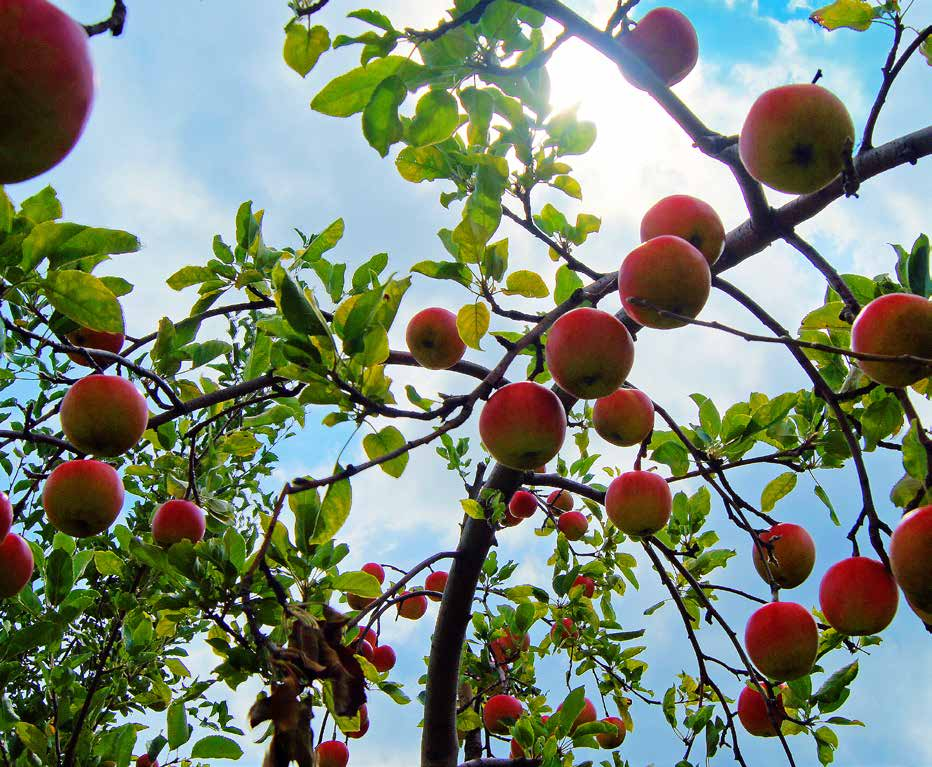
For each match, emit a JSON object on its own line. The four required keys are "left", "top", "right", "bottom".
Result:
{"left": 456, "top": 302, "right": 490, "bottom": 350}
{"left": 907, "top": 234, "right": 930, "bottom": 297}
{"left": 167, "top": 700, "right": 190, "bottom": 749}
{"left": 810, "top": 0, "right": 875, "bottom": 31}
{"left": 407, "top": 90, "right": 459, "bottom": 147}
{"left": 800, "top": 302, "right": 850, "bottom": 331}
{"left": 42, "top": 270, "right": 123, "bottom": 333}
{"left": 396, "top": 146, "right": 450, "bottom": 182}
{"left": 45, "top": 548, "right": 74, "bottom": 606}
{"left": 815, "top": 661, "right": 858, "bottom": 704}
{"left": 332, "top": 571, "right": 382, "bottom": 597}
{"left": 551, "top": 175, "right": 582, "bottom": 199}
{"left": 546, "top": 111, "right": 597, "bottom": 155}
{"left": 761, "top": 472, "right": 798, "bottom": 512}
{"left": 504, "top": 270, "right": 549, "bottom": 298}
{"left": 411, "top": 259, "right": 471, "bottom": 286}
{"left": 903, "top": 421, "right": 928, "bottom": 480}
{"left": 362, "top": 75, "right": 406, "bottom": 157}
{"left": 167, "top": 265, "right": 214, "bottom": 291}
{"left": 190, "top": 735, "right": 243, "bottom": 760}
{"left": 94, "top": 550, "right": 123, "bottom": 576}
{"left": 0, "top": 187, "right": 14, "bottom": 233}
{"left": 311, "top": 56, "right": 422, "bottom": 117}
{"left": 460, "top": 499, "right": 486, "bottom": 520}
{"left": 554, "top": 264, "right": 583, "bottom": 304}
{"left": 861, "top": 396, "right": 903, "bottom": 443}
{"left": 698, "top": 398, "right": 721, "bottom": 439}
{"left": 291, "top": 475, "right": 352, "bottom": 546}
{"left": 302, "top": 218, "right": 345, "bottom": 263}
{"left": 20, "top": 186, "right": 62, "bottom": 224}
{"left": 273, "top": 264, "right": 330, "bottom": 338}
{"left": 362, "top": 425, "right": 409, "bottom": 478}
{"left": 814, "top": 484, "right": 840, "bottom": 525}
{"left": 283, "top": 21, "right": 330, "bottom": 77}
{"left": 15, "top": 722, "right": 47, "bottom": 759}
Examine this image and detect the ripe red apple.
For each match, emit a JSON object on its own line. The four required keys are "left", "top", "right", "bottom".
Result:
{"left": 347, "top": 593, "right": 376, "bottom": 610}
{"left": 640, "top": 195, "right": 725, "bottom": 266}
{"left": 509, "top": 490, "right": 538, "bottom": 519}
{"left": 60, "top": 375, "right": 149, "bottom": 457}
{"left": 0, "top": 492, "right": 12, "bottom": 542}
{"left": 315, "top": 740, "right": 349, "bottom": 767}
{"left": 355, "top": 626, "right": 378, "bottom": 647}
{"left": 135, "top": 756, "right": 158, "bottom": 767}
{"left": 361, "top": 561, "right": 385, "bottom": 584}
{"left": 372, "top": 644, "right": 396, "bottom": 673}
{"left": 152, "top": 499, "right": 206, "bottom": 546}
{"left": 745, "top": 601, "right": 818, "bottom": 681}
{"left": 546, "top": 490, "right": 574, "bottom": 513}
{"left": 66, "top": 327, "right": 125, "bottom": 368}
{"left": 501, "top": 509, "right": 523, "bottom": 528}
{"left": 739, "top": 83, "right": 855, "bottom": 195}
{"left": 43, "top": 459, "right": 124, "bottom": 537}
{"left": 550, "top": 616, "right": 578, "bottom": 645}
{"left": 737, "top": 683, "right": 786, "bottom": 737}
{"left": 544, "top": 308, "right": 635, "bottom": 399}
{"left": 397, "top": 592, "right": 428, "bottom": 620}
{"left": 425, "top": 570, "right": 448, "bottom": 601}
{"left": 490, "top": 628, "right": 530, "bottom": 666}
{"left": 510, "top": 738, "right": 525, "bottom": 758}
{"left": 483, "top": 694, "right": 523, "bottom": 734}
{"left": 819, "top": 556, "right": 898, "bottom": 636}
{"left": 558, "top": 511, "right": 588, "bottom": 541}
{"left": 354, "top": 639, "right": 375, "bottom": 662}
{"left": 890, "top": 505, "right": 932, "bottom": 612}
{"left": 752, "top": 523, "right": 816, "bottom": 589}
{"left": 479, "top": 381, "right": 567, "bottom": 470}
{"left": 571, "top": 575, "right": 595, "bottom": 599}
{"left": 618, "top": 7, "right": 698, "bottom": 89}
{"left": 0, "top": 0, "right": 94, "bottom": 183}
{"left": 346, "top": 704, "right": 368, "bottom": 739}
{"left": 618, "top": 235, "right": 711, "bottom": 329}
{"left": 592, "top": 388, "right": 655, "bottom": 447}
{"left": 596, "top": 716, "right": 626, "bottom": 748}
{"left": 406, "top": 307, "right": 466, "bottom": 370}
{"left": 0, "top": 533, "right": 34, "bottom": 598}
{"left": 850, "top": 293, "right": 932, "bottom": 387}
{"left": 605, "top": 470, "right": 672, "bottom": 536}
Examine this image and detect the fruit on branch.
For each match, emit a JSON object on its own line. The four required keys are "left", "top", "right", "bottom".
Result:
{"left": 483, "top": 694, "right": 523, "bottom": 734}
{"left": 405, "top": 307, "right": 466, "bottom": 370}
{"left": 361, "top": 561, "right": 385, "bottom": 584}
{"left": 66, "top": 327, "right": 126, "bottom": 368}
{"left": 425, "top": 570, "right": 448, "bottom": 601}
{"left": 737, "top": 683, "right": 786, "bottom": 737}
{"left": 592, "top": 388, "right": 655, "bottom": 447}
{"left": 738, "top": 83, "right": 855, "bottom": 195}
{"left": 605, "top": 470, "right": 672, "bottom": 536}
{"left": 509, "top": 490, "right": 538, "bottom": 519}
{"left": 346, "top": 703, "right": 369, "bottom": 739}
{"left": 596, "top": 716, "right": 627, "bottom": 748}
{"left": 315, "top": 740, "right": 349, "bottom": 767}
{"left": 397, "top": 591, "right": 428, "bottom": 620}
{"left": 640, "top": 195, "right": 725, "bottom": 266}
{"left": 890, "top": 505, "right": 932, "bottom": 613}
{"left": 490, "top": 628, "right": 530, "bottom": 666}
{"left": 850, "top": 293, "right": 932, "bottom": 387}
{"left": 544, "top": 308, "right": 635, "bottom": 399}
{"left": 819, "top": 556, "right": 898, "bottom": 636}
{"left": 0, "top": 0, "right": 94, "bottom": 183}
{"left": 59, "top": 375, "right": 149, "bottom": 457}
{"left": 0, "top": 533, "right": 34, "bottom": 598}
{"left": 550, "top": 616, "right": 578, "bottom": 645}
{"left": 43, "top": 459, "right": 124, "bottom": 537}
{"left": 347, "top": 593, "right": 376, "bottom": 610}
{"left": 501, "top": 509, "right": 523, "bottom": 527}
{"left": 372, "top": 644, "right": 396, "bottom": 672}
{"left": 558, "top": 510, "right": 588, "bottom": 541}
{"left": 0, "top": 492, "right": 11, "bottom": 541}
{"left": 355, "top": 626, "right": 378, "bottom": 647}
{"left": 557, "top": 697, "right": 597, "bottom": 733}
{"left": 355, "top": 639, "right": 375, "bottom": 662}
{"left": 618, "top": 235, "right": 711, "bottom": 329}
{"left": 571, "top": 575, "right": 596, "bottom": 599}
{"left": 752, "top": 522, "right": 816, "bottom": 589}
{"left": 546, "top": 489, "right": 574, "bottom": 513}
{"left": 745, "top": 601, "right": 818, "bottom": 681}
{"left": 510, "top": 739, "right": 525, "bottom": 759}
{"left": 152, "top": 499, "right": 206, "bottom": 545}
{"left": 479, "top": 381, "right": 567, "bottom": 470}
{"left": 618, "top": 7, "right": 699, "bottom": 89}
{"left": 135, "top": 756, "right": 158, "bottom": 767}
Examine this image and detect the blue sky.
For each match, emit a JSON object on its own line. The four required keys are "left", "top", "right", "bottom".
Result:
{"left": 7, "top": 0, "right": 932, "bottom": 765}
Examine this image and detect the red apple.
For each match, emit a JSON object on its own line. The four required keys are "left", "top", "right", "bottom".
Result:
{"left": 406, "top": 307, "right": 466, "bottom": 370}
{"left": 397, "top": 592, "right": 428, "bottom": 620}
{"left": 618, "top": 235, "right": 711, "bottom": 329}
{"left": 354, "top": 639, "right": 374, "bottom": 662}
{"left": 66, "top": 327, "right": 125, "bottom": 368}
{"left": 355, "top": 626, "right": 378, "bottom": 648}
{"left": 152, "top": 499, "right": 206, "bottom": 546}
{"left": 752, "top": 523, "right": 816, "bottom": 589}
{"left": 544, "top": 308, "right": 635, "bottom": 399}
{"left": 135, "top": 756, "right": 158, "bottom": 767}
{"left": 571, "top": 575, "right": 595, "bottom": 599}
{"left": 315, "top": 740, "right": 349, "bottom": 767}
{"left": 592, "top": 388, "right": 655, "bottom": 447}
{"left": 0, "top": 533, "right": 34, "bottom": 598}
{"left": 509, "top": 490, "right": 538, "bottom": 519}
{"left": 483, "top": 694, "right": 523, "bottom": 734}
{"left": 60, "top": 375, "right": 149, "bottom": 457}
{"left": 546, "top": 490, "right": 574, "bottom": 513}
{"left": 850, "top": 293, "right": 932, "bottom": 388}
{"left": 737, "top": 683, "right": 786, "bottom": 737}
{"left": 558, "top": 511, "right": 588, "bottom": 541}
{"left": 890, "top": 505, "right": 932, "bottom": 612}
{"left": 361, "top": 561, "right": 385, "bottom": 584}
{"left": 425, "top": 570, "right": 448, "bottom": 601}
{"left": 43, "top": 459, "right": 124, "bottom": 537}
{"left": 372, "top": 644, "right": 396, "bottom": 673}
{"left": 346, "top": 704, "right": 368, "bottom": 739}
{"left": 550, "top": 616, "right": 578, "bottom": 645}
{"left": 479, "top": 381, "right": 567, "bottom": 470}
{"left": 0, "top": 492, "right": 12, "bottom": 542}
{"left": 640, "top": 194, "right": 725, "bottom": 266}
{"left": 509, "top": 738, "right": 525, "bottom": 758}
{"left": 745, "top": 601, "right": 818, "bottom": 681}
{"left": 605, "top": 470, "right": 672, "bottom": 536}
{"left": 490, "top": 628, "right": 530, "bottom": 666}
{"left": 596, "top": 716, "right": 626, "bottom": 748}
{"left": 819, "top": 556, "right": 898, "bottom": 636}
{"left": 618, "top": 7, "right": 698, "bottom": 89}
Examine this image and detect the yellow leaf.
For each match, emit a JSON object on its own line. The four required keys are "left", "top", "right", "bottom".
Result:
{"left": 457, "top": 302, "right": 490, "bottom": 350}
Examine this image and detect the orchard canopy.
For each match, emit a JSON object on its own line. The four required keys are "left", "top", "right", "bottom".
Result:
{"left": 0, "top": 1, "right": 931, "bottom": 767}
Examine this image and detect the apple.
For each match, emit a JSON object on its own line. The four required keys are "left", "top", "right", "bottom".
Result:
{"left": 346, "top": 703, "right": 368, "bottom": 738}
{"left": 397, "top": 592, "right": 428, "bottom": 620}
{"left": 819, "top": 556, "right": 898, "bottom": 636}
{"left": 315, "top": 740, "right": 349, "bottom": 767}
{"left": 361, "top": 561, "right": 385, "bottom": 584}
{"left": 640, "top": 195, "right": 725, "bottom": 266}
{"left": 547, "top": 490, "right": 574, "bottom": 513}
{"left": 618, "top": 7, "right": 698, "bottom": 89}
{"left": 60, "top": 375, "right": 149, "bottom": 457}
{"left": 890, "top": 505, "right": 932, "bottom": 612}
{"left": 510, "top": 738, "right": 525, "bottom": 758}
{"left": 850, "top": 293, "right": 932, "bottom": 387}
{"left": 406, "top": 307, "right": 466, "bottom": 370}
{"left": 550, "top": 616, "right": 578, "bottom": 645}
{"left": 596, "top": 716, "right": 626, "bottom": 748}
{"left": 509, "top": 490, "right": 538, "bottom": 519}
{"left": 737, "top": 683, "right": 786, "bottom": 737}
{"left": 752, "top": 523, "right": 816, "bottom": 589}
{"left": 152, "top": 499, "right": 206, "bottom": 546}
{"left": 618, "top": 235, "right": 711, "bottom": 329}
{"left": 43, "top": 459, "right": 124, "bottom": 537}
{"left": 425, "top": 570, "right": 448, "bottom": 601}
{"left": 557, "top": 697, "right": 597, "bottom": 733}
{"left": 372, "top": 644, "right": 396, "bottom": 672}
{"left": 0, "top": 492, "right": 12, "bottom": 542}
{"left": 0, "top": 533, "right": 34, "bottom": 598}
{"left": 501, "top": 509, "right": 523, "bottom": 528}
{"left": 355, "top": 627, "right": 378, "bottom": 647}
{"left": 478, "top": 381, "right": 567, "bottom": 470}
{"left": 605, "top": 470, "right": 672, "bottom": 536}
{"left": 0, "top": 0, "right": 94, "bottom": 183}
{"left": 739, "top": 83, "right": 855, "bottom": 195}
{"left": 490, "top": 628, "right": 530, "bottom": 665}
{"left": 136, "top": 756, "right": 158, "bottom": 767}
{"left": 66, "top": 327, "right": 126, "bottom": 368}
{"left": 745, "top": 601, "right": 818, "bottom": 681}
{"left": 544, "top": 308, "right": 635, "bottom": 399}
{"left": 354, "top": 639, "right": 375, "bottom": 663}
{"left": 592, "top": 388, "right": 655, "bottom": 447}
{"left": 571, "top": 575, "right": 595, "bottom": 599}
{"left": 483, "top": 694, "right": 523, "bottom": 734}
{"left": 558, "top": 511, "right": 588, "bottom": 541}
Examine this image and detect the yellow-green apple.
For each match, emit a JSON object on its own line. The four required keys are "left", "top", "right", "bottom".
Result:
{"left": 372, "top": 644, "right": 396, "bottom": 672}
{"left": 544, "top": 308, "right": 635, "bottom": 399}
{"left": 546, "top": 489, "right": 574, "bottom": 513}
{"left": 592, "top": 388, "right": 655, "bottom": 447}
{"left": 509, "top": 490, "right": 538, "bottom": 520}
{"left": 890, "top": 505, "right": 932, "bottom": 612}
{"left": 0, "top": 533, "right": 34, "bottom": 597}
{"left": 605, "top": 470, "right": 672, "bottom": 536}
{"left": 397, "top": 591, "right": 428, "bottom": 620}
{"left": 618, "top": 235, "right": 711, "bottom": 329}
{"left": 744, "top": 601, "right": 817, "bottom": 681}
{"left": 361, "top": 561, "right": 385, "bottom": 584}
{"left": 490, "top": 628, "right": 530, "bottom": 666}
{"left": 850, "top": 293, "right": 932, "bottom": 387}
{"left": 819, "top": 556, "right": 897, "bottom": 636}
{"left": 346, "top": 704, "right": 368, "bottom": 738}
{"left": 550, "top": 616, "right": 578, "bottom": 645}
{"left": 483, "top": 694, "right": 523, "bottom": 734}
{"left": 479, "top": 381, "right": 567, "bottom": 470}
{"left": 739, "top": 83, "right": 855, "bottom": 195}
{"left": 0, "top": 0, "right": 94, "bottom": 183}
{"left": 60, "top": 375, "right": 149, "bottom": 457}
{"left": 0, "top": 492, "right": 11, "bottom": 541}
{"left": 752, "top": 523, "right": 816, "bottom": 589}
{"left": 558, "top": 510, "right": 588, "bottom": 541}
{"left": 571, "top": 575, "right": 595, "bottom": 599}
{"left": 152, "top": 499, "right": 206, "bottom": 545}
{"left": 66, "top": 327, "right": 125, "bottom": 368}
{"left": 557, "top": 697, "right": 597, "bottom": 733}
{"left": 315, "top": 740, "right": 349, "bottom": 767}
{"left": 406, "top": 307, "right": 466, "bottom": 369}
{"left": 737, "top": 683, "right": 786, "bottom": 737}
{"left": 618, "top": 7, "right": 698, "bottom": 89}
{"left": 596, "top": 716, "right": 626, "bottom": 748}
{"left": 43, "top": 459, "right": 124, "bottom": 537}
{"left": 640, "top": 195, "right": 725, "bottom": 265}
{"left": 425, "top": 570, "right": 448, "bottom": 601}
